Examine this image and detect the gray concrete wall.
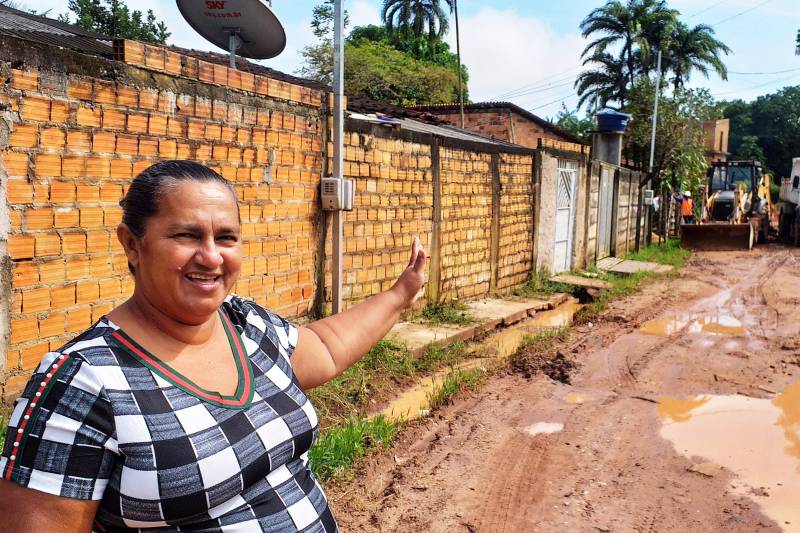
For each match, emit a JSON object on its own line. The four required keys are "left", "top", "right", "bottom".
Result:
{"left": 533, "top": 151, "right": 558, "bottom": 272}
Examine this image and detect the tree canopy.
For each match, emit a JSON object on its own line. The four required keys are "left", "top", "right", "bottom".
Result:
{"left": 59, "top": 0, "right": 170, "bottom": 44}
{"left": 721, "top": 86, "right": 800, "bottom": 179}
{"left": 298, "top": 0, "right": 467, "bottom": 106}
{"left": 576, "top": 0, "right": 729, "bottom": 110}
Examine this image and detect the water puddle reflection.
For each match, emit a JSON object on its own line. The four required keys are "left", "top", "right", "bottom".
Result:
{"left": 528, "top": 302, "right": 582, "bottom": 329}
{"left": 657, "top": 380, "right": 800, "bottom": 528}
{"left": 565, "top": 393, "right": 594, "bottom": 404}
{"left": 523, "top": 422, "right": 564, "bottom": 437}
{"left": 640, "top": 314, "right": 745, "bottom": 337}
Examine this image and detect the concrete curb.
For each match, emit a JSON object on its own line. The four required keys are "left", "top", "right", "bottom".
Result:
{"left": 398, "top": 293, "right": 571, "bottom": 359}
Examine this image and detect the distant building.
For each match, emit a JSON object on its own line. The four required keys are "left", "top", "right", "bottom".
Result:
{"left": 702, "top": 118, "right": 730, "bottom": 163}
{"left": 410, "top": 101, "right": 587, "bottom": 149}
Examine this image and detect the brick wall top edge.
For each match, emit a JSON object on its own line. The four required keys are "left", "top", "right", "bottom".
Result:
{"left": 0, "top": 35, "right": 324, "bottom": 112}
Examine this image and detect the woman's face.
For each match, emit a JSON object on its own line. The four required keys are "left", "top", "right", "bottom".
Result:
{"left": 124, "top": 180, "right": 242, "bottom": 325}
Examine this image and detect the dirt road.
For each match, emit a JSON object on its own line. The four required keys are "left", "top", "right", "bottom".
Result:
{"left": 328, "top": 245, "right": 800, "bottom": 532}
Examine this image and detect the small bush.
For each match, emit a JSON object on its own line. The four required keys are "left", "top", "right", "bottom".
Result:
{"left": 420, "top": 301, "right": 473, "bottom": 326}
{"left": 426, "top": 367, "right": 485, "bottom": 410}
{"left": 309, "top": 415, "right": 398, "bottom": 481}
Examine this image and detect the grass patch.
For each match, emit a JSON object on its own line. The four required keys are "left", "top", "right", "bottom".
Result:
{"left": 624, "top": 239, "right": 690, "bottom": 267}
{"left": 512, "top": 268, "right": 580, "bottom": 298}
{"left": 309, "top": 415, "right": 399, "bottom": 481}
{"left": 0, "top": 415, "right": 6, "bottom": 451}
{"left": 307, "top": 340, "right": 415, "bottom": 427}
{"left": 307, "top": 340, "right": 473, "bottom": 482}
{"left": 426, "top": 367, "right": 486, "bottom": 410}
{"left": 418, "top": 300, "right": 473, "bottom": 326}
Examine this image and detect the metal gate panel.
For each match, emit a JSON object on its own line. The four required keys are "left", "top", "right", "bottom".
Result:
{"left": 553, "top": 160, "right": 579, "bottom": 273}
{"left": 597, "top": 166, "right": 614, "bottom": 259}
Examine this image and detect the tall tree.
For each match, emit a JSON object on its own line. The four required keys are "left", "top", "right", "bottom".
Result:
{"left": 578, "top": 0, "right": 675, "bottom": 107}
{"left": 381, "top": 0, "right": 455, "bottom": 43}
{"left": 574, "top": 52, "right": 627, "bottom": 110}
{"left": 662, "top": 21, "right": 730, "bottom": 90}
{"left": 59, "top": 0, "right": 170, "bottom": 44}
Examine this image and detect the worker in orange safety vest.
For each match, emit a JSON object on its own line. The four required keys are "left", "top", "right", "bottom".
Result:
{"left": 681, "top": 191, "right": 694, "bottom": 224}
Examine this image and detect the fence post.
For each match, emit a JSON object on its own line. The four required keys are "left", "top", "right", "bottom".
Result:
{"left": 489, "top": 151, "right": 501, "bottom": 292}
{"left": 531, "top": 150, "right": 542, "bottom": 275}
{"left": 427, "top": 137, "right": 442, "bottom": 303}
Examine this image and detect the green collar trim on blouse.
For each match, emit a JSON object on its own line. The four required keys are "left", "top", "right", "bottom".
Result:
{"left": 110, "top": 310, "right": 255, "bottom": 409}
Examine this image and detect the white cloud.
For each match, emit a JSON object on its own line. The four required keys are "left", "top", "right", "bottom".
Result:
{"left": 445, "top": 7, "right": 586, "bottom": 117}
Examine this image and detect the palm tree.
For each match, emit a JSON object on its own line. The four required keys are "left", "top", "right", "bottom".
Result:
{"left": 663, "top": 22, "right": 731, "bottom": 90}
{"left": 579, "top": 0, "right": 675, "bottom": 105}
{"left": 575, "top": 52, "right": 628, "bottom": 110}
{"left": 381, "top": 0, "right": 455, "bottom": 43}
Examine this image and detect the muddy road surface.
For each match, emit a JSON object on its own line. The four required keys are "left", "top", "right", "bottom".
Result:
{"left": 328, "top": 245, "right": 800, "bottom": 532}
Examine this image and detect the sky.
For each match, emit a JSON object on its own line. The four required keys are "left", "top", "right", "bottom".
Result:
{"left": 29, "top": 0, "right": 800, "bottom": 120}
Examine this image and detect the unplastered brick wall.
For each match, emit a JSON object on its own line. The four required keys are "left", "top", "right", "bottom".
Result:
{"left": 327, "top": 129, "right": 433, "bottom": 310}
{"left": 0, "top": 37, "right": 324, "bottom": 400}
{"left": 497, "top": 154, "right": 534, "bottom": 290}
{"left": 438, "top": 147, "right": 493, "bottom": 301}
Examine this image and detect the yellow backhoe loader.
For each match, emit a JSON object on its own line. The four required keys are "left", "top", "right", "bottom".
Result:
{"left": 681, "top": 160, "right": 772, "bottom": 251}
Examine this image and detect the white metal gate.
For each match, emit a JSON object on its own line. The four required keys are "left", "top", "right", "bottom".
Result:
{"left": 597, "top": 166, "right": 614, "bottom": 259}
{"left": 553, "top": 159, "right": 579, "bottom": 273}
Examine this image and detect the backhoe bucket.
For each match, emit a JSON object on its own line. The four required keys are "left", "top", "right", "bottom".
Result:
{"left": 680, "top": 223, "right": 754, "bottom": 251}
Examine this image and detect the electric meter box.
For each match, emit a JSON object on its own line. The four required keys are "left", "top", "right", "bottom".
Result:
{"left": 643, "top": 189, "right": 654, "bottom": 205}
{"left": 322, "top": 177, "right": 355, "bottom": 211}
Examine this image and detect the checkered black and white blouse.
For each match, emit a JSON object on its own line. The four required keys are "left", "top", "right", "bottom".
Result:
{"left": 0, "top": 295, "right": 338, "bottom": 532}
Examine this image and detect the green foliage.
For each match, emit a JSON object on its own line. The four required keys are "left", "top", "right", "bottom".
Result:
{"left": 420, "top": 300, "right": 472, "bottom": 326}
{"left": 58, "top": 0, "right": 169, "bottom": 44}
{"left": 0, "top": 415, "right": 6, "bottom": 451}
{"left": 721, "top": 87, "right": 800, "bottom": 180}
{"left": 344, "top": 40, "right": 461, "bottom": 105}
{"left": 577, "top": 0, "right": 729, "bottom": 109}
{"left": 553, "top": 105, "right": 593, "bottom": 141}
{"left": 309, "top": 415, "right": 398, "bottom": 481}
{"left": 381, "top": 0, "right": 454, "bottom": 43}
{"left": 426, "top": 367, "right": 485, "bottom": 410}
{"left": 624, "top": 238, "right": 689, "bottom": 267}
{"left": 625, "top": 78, "right": 712, "bottom": 191}
{"left": 307, "top": 340, "right": 414, "bottom": 426}
{"left": 413, "top": 342, "right": 466, "bottom": 373}
{"left": 513, "top": 268, "right": 578, "bottom": 298}
{"left": 310, "top": 0, "right": 349, "bottom": 40}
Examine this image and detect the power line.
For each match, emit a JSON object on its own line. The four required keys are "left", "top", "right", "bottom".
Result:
{"left": 712, "top": 72, "right": 800, "bottom": 97}
{"left": 686, "top": 0, "right": 728, "bottom": 19}
{"left": 502, "top": 79, "right": 576, "bottom": 100}
{"left": 525, "top": 91, "right": 578, "bottom": 112}
{"left": 492, "top": 66, "right": 582, "bottom": 100}
{"left": 708, "top": 0, "right": 773, "bottom": 27}
{"left": 728, "top": 67, "right": 800, "bottom": 75}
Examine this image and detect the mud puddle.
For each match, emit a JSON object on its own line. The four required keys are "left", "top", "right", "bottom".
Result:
{"left": 380, "top": 301, "right": 581, "bottom": 423}
{"left": 658, "top": 380, "right": 800, "bottom": 529}
{"left": 640, "top": 314, "right": 746, "bottom": 337}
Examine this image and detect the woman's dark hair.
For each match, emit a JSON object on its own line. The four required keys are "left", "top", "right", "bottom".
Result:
{"left": 120, "top": 160, "right": 238, "bottom": 238}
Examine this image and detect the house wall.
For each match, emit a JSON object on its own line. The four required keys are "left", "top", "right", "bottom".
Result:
{"left": 703, "top": 118, "right": 730, "bottom": 162}
{"left": 427, "top": 110, "right": 576, "bottom": 150}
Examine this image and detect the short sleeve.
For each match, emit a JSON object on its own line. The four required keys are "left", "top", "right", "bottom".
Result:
{"left": 226, "top": 295, "right": 299, "bottom": 362}
{"left": 0, "top": 352, "right": 117, "bottom": 500}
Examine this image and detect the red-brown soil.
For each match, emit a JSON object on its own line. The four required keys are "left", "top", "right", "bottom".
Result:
{"left": 327, "top": 245, "right": 800, "bottom": 532}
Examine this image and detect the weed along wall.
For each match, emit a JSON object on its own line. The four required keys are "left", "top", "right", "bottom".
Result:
{"left": 0, "top": 37, "right": 324, "bottom": 400}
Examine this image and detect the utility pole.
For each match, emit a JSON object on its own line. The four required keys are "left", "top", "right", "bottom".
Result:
{"left": 332, "top": 0, "right": 344, "bottom": 314}
{"left": 454, "top": 0, "right": 465, "bottom": 129}
{"left": 648, "top": 48, "right": 662, "bottom": 173}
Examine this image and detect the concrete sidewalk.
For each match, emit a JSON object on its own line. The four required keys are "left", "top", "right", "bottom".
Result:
{"left": 389, "top": 294, "right": 570, "bottom": 357}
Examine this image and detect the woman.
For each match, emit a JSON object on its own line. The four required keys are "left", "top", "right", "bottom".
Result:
{"left": 0, "top": 160, "right": 426, "bottom": 532}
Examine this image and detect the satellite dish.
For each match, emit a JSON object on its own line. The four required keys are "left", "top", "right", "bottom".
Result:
{"left": 176, "top": 0, "right": 286, "bottom": 68}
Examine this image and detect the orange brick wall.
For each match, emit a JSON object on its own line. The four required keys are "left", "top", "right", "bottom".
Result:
{"left": 497, "top": 154, "right": 535, "bottom": 289}
{"left": 329, "top": 133, "right": 434, "bottom": 310}
{"left": 439, "top": 148, "right": 493, "bottom": 300}
{"left": 0, "top": 42, "right": 324, "bottom": 400}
